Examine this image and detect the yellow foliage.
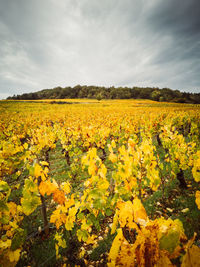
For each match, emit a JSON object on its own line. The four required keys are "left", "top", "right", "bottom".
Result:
{"left": 39, "top": 180, "right": 57, "bottom": 196}
{"left": 1, "top": 99, "right": 200, "bottom": 266}
{"left": 53, "top": 189, "right": 66, "bottom": 205}
{"left": 62, "top": 181, "right": 71, "bottom": 194}
{"left": 8, "top": 249, "right": 21, "bottom": 262}
{"left": 195, "top": 191, "right": 200, "bottom": 209}
{"left": 181, "top": 245, "right": 200, "bottom": 267}
{"left": 98, "top": 163, "right": 107, "bottom": 178}
{"left": 50, "top": 208, "right": 66, "bottom": 229}
{"left": 108, "top": 228, "right": 124, "bottom": 266}
{"left": 34, "top": 163, "right": 43, "bottom": 178}
{"left": 65, "top": 206, "right": 78, "bottom": 230}
{"left": 117, "top": 200, "right": 134, "bottom": 228}
{"left": 111, "top": 212, "right": 119, "bottom": 234}
{"left": 109, "top": 152, "right": 117, "bottom": 163}
{"left": 132, "top": 197, "right": 148, "bottom": 225}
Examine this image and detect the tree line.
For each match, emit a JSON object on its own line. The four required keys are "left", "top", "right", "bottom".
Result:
{"left": 7, "top": 85, "right": 200, "bottom": 103}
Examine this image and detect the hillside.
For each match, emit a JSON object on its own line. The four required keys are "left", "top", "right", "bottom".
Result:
{"left": 7, "top": 85, "right": 200, "bottom": 104}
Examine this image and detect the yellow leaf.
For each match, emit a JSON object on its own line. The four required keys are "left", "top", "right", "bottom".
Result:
{"left": 195, "top": 191, "right": 200, "bottom": 210}
{"left": 40, "top": 161, "right": 49, "bottom": 166}
{"left": 53, "top": 189, "right": 65, "bottom": 205}
{"left": 8, "top": 249, "right": 21, "bottom": 262}
{"left": 98, "top": 164, "right": 107, "bottom": 178}
{"left": 85, "top": 234, "right": 97, "bottom": 245}
{"left": 111, "top": 212, "right": 118, "bottom": 234}
{"left": 98, "top": 178, "right": 109, "bottom": 190}
{"left": 34, "top": 163, "right": 42, "bottom": 178}
{"left": 155, "top": 251, "right": 174, "bottom": 267}
{"left": 192, "top": 166, "right": 200, "bottom": 182}
{"left": 55, "top": 233, "right": 67, "bottom": 248}
{"left": 108, "top": 228, "right": 123, "bottom": 264}
{"left": 88, "top": 163, "right": 97, "bottom": 176}
{"left": 181, "top": 208, "right": 189, "bottom": 213}
{"left": 79, "top": 249, "right": 86, "bottom": 258}
{"left": 50, "top": 208, "right": 65, "bottom": 229}
{"left": 23, "top": 143, "right": 28, "bottom": 150}
{"left": 181, "top": 245, "right": 200, "bottom": 267}
{"left": 133, "top": 198, "right": 148, "bottom": 225}
{"left": 117, "top": 201, "right": 134, "bottom": 228}
{"left": 64, "top": 195, "right": 75, "bottom": 209}
{"left": 16, "top": 171, "right": 21, "bottom": 177}
{"left": 0, "top": 239, "right": 11, "bottom": 249}
{"left": 39, "top": 180, "right": 57, "bottom": 196}
{"left": 62, "top": 181, "right": 71, "bottom": 194}
{"left": 166, "top": 208, "right": 173, "bottom": 213}
{"left": 109, "top": 153, "right": 117, "bottom": 163}
{"left": 65, "top": 206, "right": 77, "bottom": 230}
{"left": 111, "top": 140, "right": 116, "bottom": 148}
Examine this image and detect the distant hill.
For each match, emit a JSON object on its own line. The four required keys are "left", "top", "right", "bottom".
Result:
{"left": 7, "top": 85, "right": 200, "bottom": 104}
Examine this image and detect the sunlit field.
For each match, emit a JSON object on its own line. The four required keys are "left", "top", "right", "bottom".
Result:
{"left": 0, "top": 99, "right": 200, "bottom": 266}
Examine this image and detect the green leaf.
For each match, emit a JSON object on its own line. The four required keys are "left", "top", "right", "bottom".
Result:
{"left": 77, "top": 229, "right": 88, "bottom": 242}
{"left": 0, "top": 200, "right": 9, "bottom": 211}
{"left": 93, "top": 199, "right": 102, "bottom": 209}
{"left": 89, "top": 189, "right": 103, "bottom": 199}
{"left": 11, "top": 229, "right": 27, "bottom": 250}
{"left": 77, "top": 212, "right": 85, "bottom": 220}
{"left": 159, "top": 229, "right": 179, "bottom": 254}
{"left": 87, "top": 214, "right": 100, "bottom": 231}
{"left": 0, "top": 181, "right": 9, "bottom": 192}
{"left": 28, "top": 166, "right": 35, "bottom": 176}
{"left": 21, "top": 195, "right": 41, "bottom": 215}
{"left": 24, "top": 177, "right": 38, "bottom": 193}
{"left": 0, "top": 215, "right": 9, "bottom": 224}
{"left": 105, "top": 208, "right": 113, "bottom": 216}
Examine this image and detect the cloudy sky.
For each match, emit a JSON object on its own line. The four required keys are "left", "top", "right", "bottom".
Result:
{"left": 0, "top": 0, "right": 200, "bottom": 99}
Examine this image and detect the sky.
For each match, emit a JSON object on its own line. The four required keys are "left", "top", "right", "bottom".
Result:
{"left": 0, "top": 0, "right": 200, "bottom": 99}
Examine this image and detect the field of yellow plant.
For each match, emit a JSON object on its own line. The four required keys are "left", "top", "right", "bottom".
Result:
{"left": 0, "top": 99, "right": 200, "bottom": 266}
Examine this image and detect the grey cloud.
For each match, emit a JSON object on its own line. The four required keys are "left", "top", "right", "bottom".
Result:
{"left": 0, "top": 0, "right": 199, "bottom": 99}
{"left": 147, "top": 0, "right": 200, "bottom": 37}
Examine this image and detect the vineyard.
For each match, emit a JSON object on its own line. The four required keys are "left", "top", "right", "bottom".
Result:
{"left": 0, "top": 99, "right": 200, "bottom": 267}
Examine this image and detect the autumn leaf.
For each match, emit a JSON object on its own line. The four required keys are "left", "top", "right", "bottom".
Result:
{"left": 34, "top": 163, "right": 42, "bottom": 178}
{"left": 23, "top": 143, "right": 28, "bottom": 150}
{"left": 77, "top": 229, "right": 88, "bottom": 242}
{"left": 53, "top": 189, "right": 65, "bottom": 205}
{"left": 50, "top": 208, "right": 66, "bottom": 229}
{"left": 181, "top": 245, "right": 200, "bottom": 267}
{"left": 55, "top": 233, "right": 66, "bottom": 248}
{"left": 109, "top": 152, "right": 117, "bottom": 163}
{"left": 111, "top": 212, "right": 119, "bottom": 234}
{"left": 8, "top": 248, "right": 21, "bottom": 262}
{"left": 65, "top": 206, "right": 77, "bottom": 230}
{"left": 39, "top": 180, "right": 57, "bottom": 196}
{"left": 23, "top": 177, "right": 38, "bottom": 193}
{"left": 195, "top": 191, "right": 200, "bottom": 210}
{"left": 62, "top": 181, "right": 71, "bottom": 194}
{"left": 98, "top": 164, "right": 107, "bottom": 178}
{"left": 21, "top": 195, "right": 41, "bottom": 216}
{"left": 133, "top": 197, "right": 148, "bottom": 225}
{"left": 40, "top": 161, "right": 49, "bottom": 166}
{"left": 155, "top": 251, "right": 174, "bottom": 267}
{"left": 108, "top": 228, "right": 123, "bottom": 266}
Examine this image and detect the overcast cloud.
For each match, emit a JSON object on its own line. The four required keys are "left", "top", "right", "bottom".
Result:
{"left": 0, "top": 0, "right": 200, "bottom": 99}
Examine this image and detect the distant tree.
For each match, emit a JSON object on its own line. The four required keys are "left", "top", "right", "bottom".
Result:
{"left": 139, "top": 88, "right": 152, "bottom": 99}
{"left": 96, "top": 93, "right": 103, "bottom": 101}
{"left": 151, "top": 90, "right": 161, "bottom": 101}
{"left": 6, "top": 85, "right": 200, "bottom": 104}
{"left": 159, "top": 96, "right": 165, "bottom": 102}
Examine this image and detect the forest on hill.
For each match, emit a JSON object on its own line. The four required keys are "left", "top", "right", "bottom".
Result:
{"left": 7, "top": 85, "right": 200, "bottom": 104}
